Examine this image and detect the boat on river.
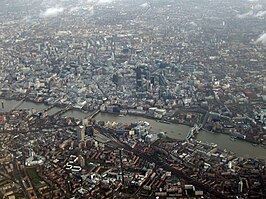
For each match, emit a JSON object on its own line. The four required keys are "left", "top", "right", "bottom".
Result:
{"left": 156, "top": 120, "right": 171, "bottom": 124}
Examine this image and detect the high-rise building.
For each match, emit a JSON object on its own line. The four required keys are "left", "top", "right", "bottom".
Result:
{"left": 113, "top": 73, "right": 119, "bottom": 84}
{"left": 78, "top": 155, "right": 86, "bottom": 167}
{"left": 238, "top": 180, "right": 243, "bottom": 193}
{"left": 86, "top": 125, "right": 94, "bottom": 137}
{"left": 136, "top": 66, "right": 142, "bottom": 80}
{"left": 136, "top": 66, "right": 142, "bottom": 92}
{"left": 77, "top": 125, "right": 85, "bottom": 142}
{"left": 159, "top": 73, "right": 167, "bottom": 86}
{"left": 145, "top": 70, "right": 150, "bottom": 81}
{"left": 150, "top": 76, "right": 155, "bottom": 85}
{"left": 136, "top": 66, "right": 142, "bottom": 91}
{"left": 136, "top": 79, "right": 142, "bottom": 90}
{"left": 113, "top": 73, "right": 124, "bottom": 86}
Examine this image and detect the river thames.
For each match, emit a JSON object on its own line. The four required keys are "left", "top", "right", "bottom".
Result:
{"left": 1, "top": 99, "right": 265, "bottom": 161}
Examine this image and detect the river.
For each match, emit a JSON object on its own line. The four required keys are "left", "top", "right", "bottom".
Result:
{"left": 0, "top": 99, "right": 265, "bottom": 161}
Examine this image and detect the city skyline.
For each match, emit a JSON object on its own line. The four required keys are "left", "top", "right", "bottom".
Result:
{"left": 0, "top": 0, "right": 266, "bottom": 198}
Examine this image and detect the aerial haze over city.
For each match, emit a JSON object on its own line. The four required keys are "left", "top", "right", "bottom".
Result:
{"left": 0, "top": 0, "right": 266, "bottom": 198}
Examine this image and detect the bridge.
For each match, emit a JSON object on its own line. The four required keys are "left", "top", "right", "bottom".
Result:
{"left": 201, "top": 112, "right": 210, "bottom": 128}
{"left": 42, "top": 98, "right": 63, "bottom": 113}
{"left": 185, "top": 111, "right": 209, "bottom": 140}
{"left": 42, "top": 103, "right": 57, "bottom": 113}
{"left": 10, "top": 89, "right": 31, "bottom": 112}
{"left": 85, "top": 109, "right": 100, "bottom": 120}
{"left": 186, "top": 124, "right": 201, "bottom": 140}
{"left": 209, "top": 111, "right": 231, "bottom": 120}
{"left": 185, "top": 111, "right": 231, "bottom": 141}
{"left": 10, "top": 99, "right": 25, "bottom": 112}
{"left": 51, "top": 105, "right": 72, "bottom": 118}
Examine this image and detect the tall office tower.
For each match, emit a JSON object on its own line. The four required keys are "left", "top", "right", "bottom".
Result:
{"left": 110, "top": 35, "right": 116, "bottom": 63}
{"left": 144, "top": 69, "right": 151, "bottom": 92}
{"left": 136, "top": 66, "right": 142, "bottom": 91}
{"left": 77, "top": 125, "right": 85, "bottom": 142}
{"left": 136, "top": 66, "right": 142, "bottom": 79}
{"left": 238, "top": 180, "right": 243, "bottom": 193}
{"left": 136, "top": 79, "right": 142, "bottom": 91}
{"left": 86, "top": 125, "right": 94, "bottom": 137}
{"left": 113, "top": 73, "right": 119, "bottom": 85}
{"left": 150, "top": 76, "right": 155, "bottom": 85}
{"left": 159, "top": 72, "right": 167, "bottom": 87}
{"left": 78, "top": 155, "right": 86, "bottom": 167}
{"left": 113, "top": 72, "right": 124, "bottom": 86}
{"left": 145, "top": 69, "right": 150, "bottom": 81}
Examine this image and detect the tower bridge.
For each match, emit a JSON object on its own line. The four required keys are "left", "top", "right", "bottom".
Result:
{"left": 186, "top": 124, "right": 201, "bottom": 140}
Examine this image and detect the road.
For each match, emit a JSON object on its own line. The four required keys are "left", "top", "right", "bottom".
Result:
{"left": 97, "top": 126, "right": 229, "bottom": 199}
{"left": 12, "top": 152, "right": 29, "bottom": 199}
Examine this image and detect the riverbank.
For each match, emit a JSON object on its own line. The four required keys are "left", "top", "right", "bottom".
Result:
{"left": 101, "top": 111, "right": 194, "bottom": 127}
{"left": 0, "top": 97, "right": 263, "bottom": 145}
{"left": 0, "top": 99, "right": 265, "bottom": 160}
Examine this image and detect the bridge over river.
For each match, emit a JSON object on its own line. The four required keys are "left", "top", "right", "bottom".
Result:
{"left": 186, "top": 124, "right": 201, "bottom": 140}
{"left": 186, "top": 111, "right": 231, "bottom": 141}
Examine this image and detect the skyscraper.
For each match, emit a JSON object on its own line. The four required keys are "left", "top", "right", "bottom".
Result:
{"left": 78, "top": 155, "right": 86, "bottom": 167}
{"left": 136, "top": 66, "right": 142, "bottom": 91}
{"left": 77, "top": 125, "right": 85, "bottom": 142}
{"left": 136, "top": 66, "right": 142, "bottom": 80}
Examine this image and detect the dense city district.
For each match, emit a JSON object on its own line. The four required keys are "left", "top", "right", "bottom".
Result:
{"left": 0, "top": 0, "right": 266, "bottom": 198}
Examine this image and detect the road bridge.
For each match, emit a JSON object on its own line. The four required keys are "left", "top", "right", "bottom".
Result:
{"left": 42, "top": 98, "right": 62, "bottom": 113}
{"left": 186, "top": 124, "right": 201, "bottom": 140}
{"left": 85, "top": 109, "right": 100, "bottom": 120}
{"left": 52, "top": 105, "right": 72, "bottom": 118}
{"left": 10, "top": 89, "right": 31, "bottom": 112}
